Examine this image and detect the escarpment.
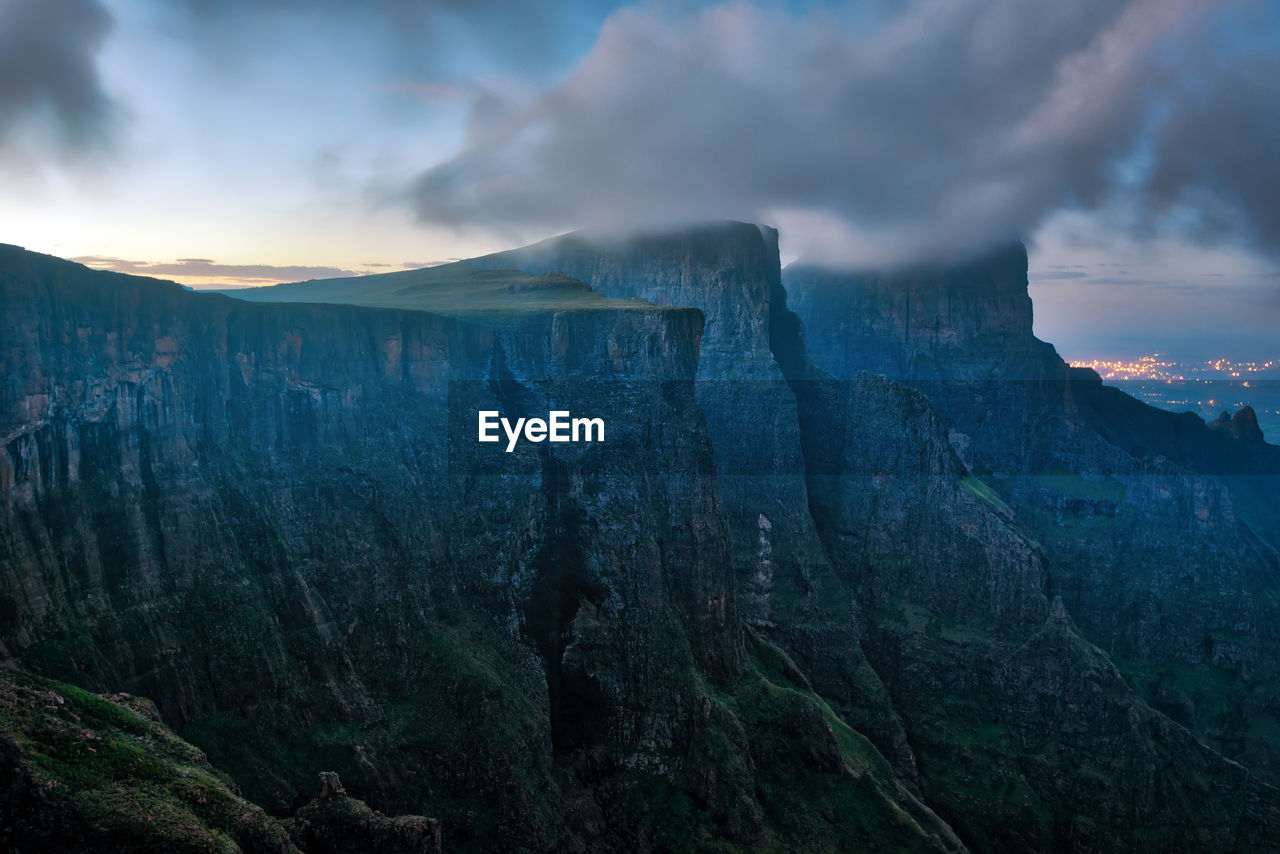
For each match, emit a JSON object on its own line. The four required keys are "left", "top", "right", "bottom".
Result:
{"left": 787, "top": 245, "right": 1280, "bottom": 788}
{"left": 0, "top": 244, "right": 739, "bottom": 849}
{"left": 0, "top": 244, "right": 956, "bottom": 852}
{"left": 6, "top": 227, "right": 1280, "bottom": 852}
{"left": 462, "top": 226, "right": 1280, "bottom": 850}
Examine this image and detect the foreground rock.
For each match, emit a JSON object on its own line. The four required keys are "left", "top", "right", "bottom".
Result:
{"left": 289, "top": 772, "right": 441, "bottom": 854}
{"left": 0, "top": 665, "right": 298, "bottom": 853}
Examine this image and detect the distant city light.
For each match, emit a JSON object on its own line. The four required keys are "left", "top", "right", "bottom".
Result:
{"left": 1073, "top": 356, "right": 1277, "bottom": 383}
{"left": 1069, "top": 355, "right": 1280, "bottom": 442}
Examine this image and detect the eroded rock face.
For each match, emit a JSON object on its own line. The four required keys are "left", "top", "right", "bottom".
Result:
{"left": 0, "top": 244, "right": 750, "bottom": 849}
{"left": 291, "top": 771, "right": 441, "bottom": 854}
{"left": 462, "top": 225, "right": 1280, "bottom": 850}
{"left": 6, "top": 229, "right": 1280, "bottom": 853}
{"left": 786, "top": 245, "right": 1280, "bottom": 786}
{"left": 794, "top": 372, "right": 1280, "bottom": 851}
{"left": 460, "top": 223, "right": 827, "bottom": 584}
{"left": 460, "top": 222, "right": 925, "bottom": 791}
{"left": 0, "top": 244, "right": 959, "bottom": 852}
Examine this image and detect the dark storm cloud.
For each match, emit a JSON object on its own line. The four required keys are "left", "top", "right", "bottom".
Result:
{"left": 0, "top": 0, "right": 118, "bottom": 153}
{"left": 72, "top": 256, "right": 361, "bottom": 283}
{"left": 1141, "top": 52, "right": 1280, "bottom": 257}
{"left": 407, "top": 0, "right": 1274, "bottom": 267}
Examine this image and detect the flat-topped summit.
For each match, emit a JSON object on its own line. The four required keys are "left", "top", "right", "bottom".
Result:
{"left": 223, "top": 264, "right": 661, "bottom": 319}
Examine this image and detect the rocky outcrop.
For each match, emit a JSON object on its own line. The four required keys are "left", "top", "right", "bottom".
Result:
{"left": 794, "top": 372, "right": 1280, "bottom": 851}
{"left": 460, "top": 223, "right": 827, "bottom": 582}
{"left": 0, "top": 664, "right": 301, "bottom": 853}
{"left": 456, "top": 222, "right": 928, "bottom": 793}
{"left": 289, "top": 772, "right": 441, "bottom": 854}
{"left": 0, "top": 243, "right": 740, "bottom": 848}
{"left": 784, "top": 244, "right": 1061, "bottom": 385}
{"left": 458, "top": 225, "right": 1280, "bottom": 851}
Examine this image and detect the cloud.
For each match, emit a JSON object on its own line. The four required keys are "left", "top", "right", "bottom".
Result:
{"left": 1086, "top": 277, "right": 1161, "bottom": 287}
{"left": 0, "top": 0, "right": 119, "bottom": 155}
{"left": 1029, "top": 271, "right": 1090, "bottom": 281}
{"left": 401, "top": 259, "right": 456, "bottom": 268}
{"left": 407, "top": 0, "right": 1276, "bottom": 268}
{"left": 1140, "top": 51, "right": 1280, "bottom": 257}
{"left": 71, "top": 256, "right": 360, "bottom": 284}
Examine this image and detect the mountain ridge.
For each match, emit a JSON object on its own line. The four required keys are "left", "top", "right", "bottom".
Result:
{"left": 4, "top": 231, "right": 1280, "bottom": 851}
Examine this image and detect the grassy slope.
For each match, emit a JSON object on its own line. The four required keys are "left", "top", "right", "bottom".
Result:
{"left": 0, "top": 666, "right": 297, "bottom": 853}
{"left": 223, "top": 265, "right": 660, "bottom": 318}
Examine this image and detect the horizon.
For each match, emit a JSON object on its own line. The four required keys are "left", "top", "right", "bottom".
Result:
{"left": 3, "top": 1, "right": 1278, "bottom": 358}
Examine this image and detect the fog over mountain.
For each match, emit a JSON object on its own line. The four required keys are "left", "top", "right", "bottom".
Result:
{"left": 0, "top": 0, "right": 1276, "bottom": 350}
{"left": 409, "top": 0, "right": 1280, "bottom": 269}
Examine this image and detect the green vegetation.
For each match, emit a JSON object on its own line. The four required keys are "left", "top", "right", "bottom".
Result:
{"left": 1114, "top": 651, "right": 1280, "bottom": 776}
{"left": 181, "top": 619, "right": 562, "bottom": 852}
{"left": 1009, "top": 471, "right": 1128, "bottom": 504}
{"left": 0, "top": 666, "right": 295, "bottom": 853}
{"left": 959, "top": 476, "right": 1012, "bottom": 516}
{"left": 723, "top": 632, "right": 966, "bottom": 853}
{"left": 225, "top": 265, "right": 660, "bottom": 318}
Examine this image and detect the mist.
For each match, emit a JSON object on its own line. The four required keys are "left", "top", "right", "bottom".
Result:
{"left": 408, "top": 0, "right": 1278, "bottom": 269}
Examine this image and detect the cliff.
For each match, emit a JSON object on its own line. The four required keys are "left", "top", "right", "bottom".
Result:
{"left": 0, "top": 244, "right": 958, "bottom": 852}
{"left": 795, "top": 372, "right": 1280, "bottom": 850}
{"left": 786, "top": 246, "right": 1280, "bottom": 788}
{"left": 205, "top": 224, "right": 1280, "bottom": 851}
{"left": 455, "top": 222, "right": 928, "bottom": 788}
{"left": 455, "top": 226, "right": 1280, "bottom": 850}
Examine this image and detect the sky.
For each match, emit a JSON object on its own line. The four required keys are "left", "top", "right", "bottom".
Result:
{"left": 1, "top": 0, "right": 1278, "bottom": 361}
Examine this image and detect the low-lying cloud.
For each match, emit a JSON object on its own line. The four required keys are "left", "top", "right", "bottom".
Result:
{"left": 409, "top": 0, "right": 1277, "bottom": 268}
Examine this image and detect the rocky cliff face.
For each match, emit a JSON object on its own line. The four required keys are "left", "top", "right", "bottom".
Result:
{"left": 786, "top": 247, "right": 1280, "bottom": 788}
{"left": 795, "top": 373, "right": 1280, "bottom": 851}
{"left": 7, "top": 231, "right": 1280, "bottom": 852}
{"left": 460, "top": 223, "right": 826, "bottom": 578}
{"left": 460, "top": 223, "right": 926, "bottom": 790}
{"left": 0, "top": 244, "right": 957, "bottom": 852}
{"left": 461, "top": 226, "right": 1280, "bottom": 850}
{"left": 784, "top": 245, "right": 1062, "bottom": 385}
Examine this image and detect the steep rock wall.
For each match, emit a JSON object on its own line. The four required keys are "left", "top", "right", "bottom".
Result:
{"left": 0, "top": 245, "right": 745, "bottom": 849}
{"left": 786, "top": 247, "right": 1280, "bottom": 786}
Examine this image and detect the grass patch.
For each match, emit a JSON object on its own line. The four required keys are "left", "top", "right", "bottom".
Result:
{"left": 224, "top": 265, "right": 661, "bottom": 318}
{"left": 0, "top": 667, "right": 293, "bottom": 853}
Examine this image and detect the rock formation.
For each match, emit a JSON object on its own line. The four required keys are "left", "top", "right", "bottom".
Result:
{"left": 4, "top": 228, "right": 1280, "bottom": 851}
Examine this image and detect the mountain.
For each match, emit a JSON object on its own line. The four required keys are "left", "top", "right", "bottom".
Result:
{"left": 4, "top": 230, "right": 1280, "bottom": 851}
{"left": 0, "top": 665, "right": 442, "bottom": 853}
{"left": 1, "top": 241, "right": 957, "bottom": 852}
{"left": 786, "top": 249, "right": 1280, "bottom": 783}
